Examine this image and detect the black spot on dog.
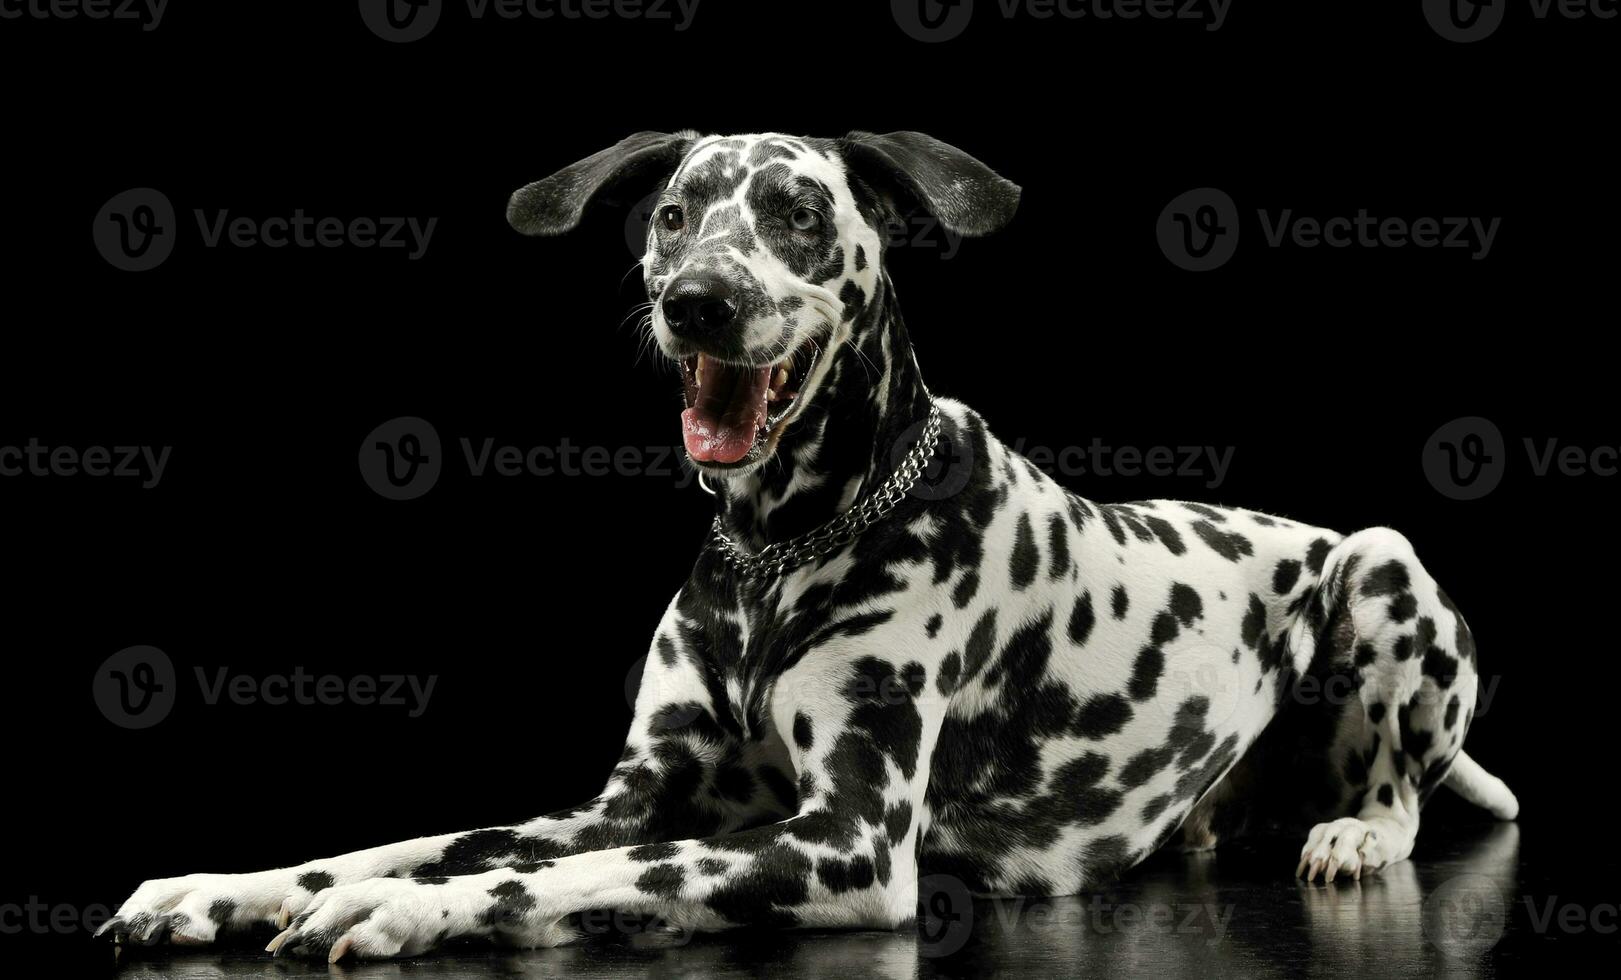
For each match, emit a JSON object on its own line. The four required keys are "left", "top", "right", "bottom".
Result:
{"left": 884, "top": 801, "right": 913, "bottom": 844}
{"left": 1072, "top": 693, "right": 1132, "bottom": 738}
{"left": 1273, "top": 559, "right": 1302, "bottom": 595}
{"left": 1423, "top": 646, "right": 1459, "bottom": 689}
{"left": 1141, "top": 793, "right": 1172, "bottom": 822}
{"left": 962, "top": 608, "right": 998, "bottom": 680}
{"left": 952, "top": 570, "right": 980, "bottom": 608}
{"left": 1444, "top": 694, "right": 1461, "bottom": 729}
{"left": 924, "top": 613, "right": 943, "bottom": 638}
{"left": 1305, "top": 538, "right": 1333, "bottom": 575}
{"left": 628, "top": 841, "right": 680, "bottom": 863}
{"left": 1192, "top": 521, "right": 1254, "bottom": 562}
{"left": 477, "top": 880, "right": 537, "bottom": 927}
{"left": 1169, "top": 583, "right": 1203, "bottom": 627}
{"left": 793, "top": 712, "right": 814, "bottom": 750}
{"left": 1143, "top": 516, "right": 1186, "bottom": 556}
{"left": 697, "top": 858, "right": 727, "bottom": 876}
{"left": 1068, "top": 592, "right": 1095, "bottom": 645}
{"left": 1397, "top": 699, "right": 1434, "bottom": 762}
{"left": 636, "top": 864, "right": 685, "bottom": 899}
{"left": 1128, "top": 646, "right": 1165, "bottom": 701}
{"left": 817, "top": 855, "right": 877, "bottom": 893}
{"left": 1361, "top": 560, "right": 1411, "bottom": 597}
{"left": 1011, "top": 513, "right": 1040, "bottom": 589}
{"left": 206, "top": 899, "right": 236, "bottom": 926}
{"left": 1047, "top": 513, "right": 1071, "bottom": 579}
{"left": 296, "top": 872, "right": 334, "bottom": 893}
{"left": 1111, "top": 585, "right": 1129, "bottom": 619}
{"left": 936, "top": 651, "right": 962, "bottom": 696}
{"left": 411, "top": 829, "right": 562, "bottom": 877}
{"left": 1378, "top": 783, "right": 1395, "bottom": 807}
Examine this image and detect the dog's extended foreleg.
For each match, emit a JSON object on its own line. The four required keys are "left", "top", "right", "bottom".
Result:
{"left": 269, "top": 653, "right": 940, "bottom": 960}
{"left": 104, "top": 606, "right": 788, "bottom": 947}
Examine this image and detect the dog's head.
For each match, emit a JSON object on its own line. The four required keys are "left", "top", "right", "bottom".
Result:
{"left": 509, "top": 132, "right": 1018, "bottom": 477}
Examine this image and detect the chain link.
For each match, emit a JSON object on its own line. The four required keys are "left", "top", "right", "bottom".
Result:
{"left": 710, "top": 403, "right": 944, "bottom": 580}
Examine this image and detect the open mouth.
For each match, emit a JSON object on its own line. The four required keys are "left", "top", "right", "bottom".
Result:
{"left": 680, "top": 342, "right": 820, "bottom": 467}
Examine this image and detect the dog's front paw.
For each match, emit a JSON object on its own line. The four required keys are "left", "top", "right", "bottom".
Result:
{"left": 266, "top": 878, "right": 461, "bottom": 962}
{"left": 267, "top": 875, "right": 577, "bottom": 961}
{"left": 1295, "top": 817, "right": 1395, "bottom": 883}
{"left": 99, "top": 871, "right": 289, "bottom": 947}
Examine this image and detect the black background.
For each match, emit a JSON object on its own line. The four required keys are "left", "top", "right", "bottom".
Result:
{"left": 2, "top": 0, "right": 1616, "bottom": 972}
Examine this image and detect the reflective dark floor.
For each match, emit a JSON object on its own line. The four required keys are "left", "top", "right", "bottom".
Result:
{"left": 107, "top": 818, "right": 1607, "bottom": 979}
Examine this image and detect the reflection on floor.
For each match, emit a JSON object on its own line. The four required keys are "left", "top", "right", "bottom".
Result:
{"left": 111, "top": 819, "right": 1583, "bottom": 979}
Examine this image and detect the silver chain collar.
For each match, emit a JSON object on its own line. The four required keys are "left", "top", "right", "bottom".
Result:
{"left": 709, "top": 402, "right": 944, "bottom": 580}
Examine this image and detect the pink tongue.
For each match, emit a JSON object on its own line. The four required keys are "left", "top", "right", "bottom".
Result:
{"left": 682, "top": 361, "right": 772, "bottom": 464}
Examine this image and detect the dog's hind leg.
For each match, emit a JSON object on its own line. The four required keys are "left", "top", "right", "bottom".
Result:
{"left": 1294, "top": 528, "right": 1516, "bottom": 883}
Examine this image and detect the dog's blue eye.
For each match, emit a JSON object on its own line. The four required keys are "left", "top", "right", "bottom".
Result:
{"left": 660, "top": 206, "right": 685, "bottom": 232}
{"left": 790, "top": 208, "right": 820, "bottom": 232}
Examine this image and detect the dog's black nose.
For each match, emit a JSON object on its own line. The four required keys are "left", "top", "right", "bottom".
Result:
{"left": 662, "top": 276, "right": 737, "bottom": 335}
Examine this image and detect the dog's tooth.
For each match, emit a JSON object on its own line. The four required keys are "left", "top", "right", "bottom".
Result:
{"left": 774, "top": 367, "right": 789, "bottom": 388}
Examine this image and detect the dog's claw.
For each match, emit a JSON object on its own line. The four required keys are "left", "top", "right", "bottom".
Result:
{"left": 136, "top": 914, "right": 174, "bottom": 946}
{"left": 95, "top": 917, "right": 125, "bottom": 939}
{"left": 267, "top": 927, "right": 300, "bottom": 956}
{"left": 329, "top": 934, "right": 354, "bottom": 963}
{"left": 276, "top": 903, "right": 291, "bottom": 930}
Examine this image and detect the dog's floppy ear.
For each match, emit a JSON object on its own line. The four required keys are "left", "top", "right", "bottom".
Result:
{"left": 507, "top": 131, "right": 695, "bottom": 236}
{"left": 839, "top": 131, "right": 1020, "bottom": 237}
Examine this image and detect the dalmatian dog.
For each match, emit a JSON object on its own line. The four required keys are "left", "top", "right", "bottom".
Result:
{"left": 102, "top": 131, "right": 1519, "bottom": 961}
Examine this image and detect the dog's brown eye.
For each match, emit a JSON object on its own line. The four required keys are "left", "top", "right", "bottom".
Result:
{"left": 660, "top": 205, "right": 685, "bottom": 232}
{"left": 790, "top": 208, "right": 821, "bottom": 232}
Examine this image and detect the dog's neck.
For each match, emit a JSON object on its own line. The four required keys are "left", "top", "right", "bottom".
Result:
{"left": 712, "top": 271, "right": 932, "bottom": 549}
